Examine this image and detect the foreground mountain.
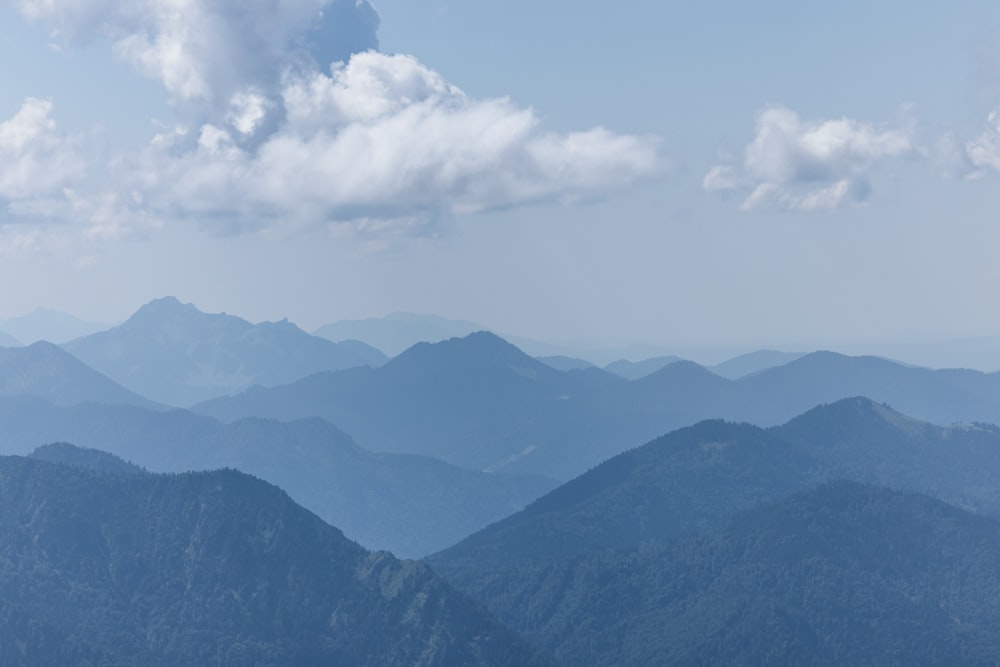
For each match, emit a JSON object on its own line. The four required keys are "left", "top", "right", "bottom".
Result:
{"left": 0, "top": 342, "right": 159, "bottom": 409}
{"left": 0, "top": 397, "right": 553, "bottom": 557}
{"left": 0, "top": 456, "right": 553, "bottom": 666}
{"left": 29, "top": 442, "right": 146, "bottom": 475}
{"left": 435, "top": 482, "right": 1000, "bottom": 666}
{"left": 197, "top": 333, "right": 1000, "bottom": 480}
{"left": 65, "top": 297, "right": 387, "bottom": 406}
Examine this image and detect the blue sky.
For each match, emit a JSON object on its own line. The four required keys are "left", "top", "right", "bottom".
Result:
{"left": 1, "top": 0, "right": 1000, "bottom": 352}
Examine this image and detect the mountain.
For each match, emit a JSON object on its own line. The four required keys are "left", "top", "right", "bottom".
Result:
{"left": 603, "top": 355, "right": 685, "bottom": 380}
{"left": 0, "top": 329, "right": 19, "bottom": 347}
{"left": 197, "top": 331, "right": 628, "bottom": 478}
{"left": 708, "top": 349, "right": 804, "bottom": 379}
{"left": 0, "top": 456, "right": 554, "bottom": 666}
{"left": 314, "top": 311, "right": 484, "bottom": 356}
{"left": 432, "top": 397, "right": 1000, "bottom": 569}
{"left": 0, "top": 342, "right": 159, "bottom": 409}
{"left": 433, "top": 482, "right": 1000, "bottom": 666}
{"left": 29, "top": 442, "right": 146, "bottom": 475}
{"left": 537, "top": 355, "right": 595, "bottom": 371}
{"left": 195, "top": 334, "right": 1000, "bottom": 481}
{"left": 65, "top": 296, "right": 388, "bottom": 406}
{"left": 0, "top": 397, "right": 554, "bottom": 558}
{"left": 1, "top": 308, "right": 108, "bottom": 344}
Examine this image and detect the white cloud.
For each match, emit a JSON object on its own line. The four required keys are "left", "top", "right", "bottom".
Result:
{"left": 133, "top": 52, "right": 658, "bottom": 233}
{"left": 0, "top": 97, "right": 84, "bottom": 204}
{"left": 4, "top": 1, "right": 657, "bottom": 240}
{"left": 705, "top": 105, "right": 913, "bottom": 211}
{"left": 967, "top": 108, "right": 1000, "bottom": 175}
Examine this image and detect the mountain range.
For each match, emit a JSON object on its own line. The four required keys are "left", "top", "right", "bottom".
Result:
{"left": 0, "top": 342, "right": 160, "bottom": 410}
{"left": 1, "top": 308, "right": 108, "bottom": 345}
{"left": 0, "top": 396, "right": 553, "bottom": 557}
{"left": 195, "top": 332, "right": 1000, "bottom": 480}
{"left": 428, "top": 399, "right": 1000, "bottom": 664}
{"left": 0, "top": 454, "right": 554, "bottom": 666}
{"left": 65, "top": 297, "right": 387, "bottom": 406}
{"left": 437, "top": 482, "right": 1000, "bottom": 666}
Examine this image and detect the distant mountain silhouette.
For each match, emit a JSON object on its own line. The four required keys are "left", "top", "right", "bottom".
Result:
{"left": 0, "top": 329, "right": 19, "bottom": 347}
{"left": 65, "top": 297, "right": 387, "bottom": 406}
{"left": 0, "top": 457, "right": 553, "bottom": 666}
{"left": 603, "top": 355, "right": 685, "bottom": 380}
{"left": 0, "top": 397, "right": 554, "bottom": 557}
{"left": 197, "top": 331, "right": 628, "bottom": 478}
{"left": 0, "top": 342, "right": 159, "bottom": 409}
{"left": 315, "top": 312, "right": 484, "bottom": 356}
{"left": 195, "top": 335, "right": 1000, "bottom": 481}
{"left": 435, "top": 482, "right": 1000, "bottom": 666}
{"left": 537, "top": 355, "right": 595, "bottom": 371}
{"left": 1, "top": 308, "right": 107, "bottom": 344}
{"left": 708, "top": 349, "right": 804, "bottom": 379}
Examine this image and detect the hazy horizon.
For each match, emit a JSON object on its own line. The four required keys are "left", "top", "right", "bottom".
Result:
{"left": 1, "top": 1, "right": 999, "bottom": 357}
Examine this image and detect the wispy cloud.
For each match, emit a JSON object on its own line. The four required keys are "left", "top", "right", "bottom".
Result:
{"left": 704, "top": 105, "right": 913, "bottom": 211}
{"left": 2, "top": 0, "right": 658, "bottom": 240}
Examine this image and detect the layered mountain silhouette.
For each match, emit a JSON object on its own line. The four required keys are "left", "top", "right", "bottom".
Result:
{"left": 196, "top": 332, "right": 1000, "bottom": 480}
{"left": 432, "top": 397, "right": 1000, "bottom": 568}
{"left": 0, "top": 329, "right": 19, "bottom": 347}
{"left": 537, "top": 355, "right": 595, "bottom": 371}
{"left": 197, "top": 331, "right": 630, "bottom": 478}
{"left": 315, "top": 311, "right": 484, "bottom": 356}
{"left": 29, "top": 442, "right": 146, "bottom": 475}
{"left": 65, "top": 297, "right": 388, "bottom": 406}
{"left": 1, "top": 308, "right": 107, "bottom": 345}
{"left": 708, "top": 348, "right": 804, "bottom": 379}
{"left": 0, "top": 456, "right": 553, "bottom": 666}
{"left": 603, "top": 355, "right": 685, "bottom": 380}
{"left": 0, "top": 342, "right": 159, "bottom": 409}
{"left": 429, "top": 400, "right": 1000, "bottom": 664}
{"left": 434, "top": 482, "right": 1000, "bottom": 666}
{"left": 0, "top": 396, "right": 553, "bottom": 557}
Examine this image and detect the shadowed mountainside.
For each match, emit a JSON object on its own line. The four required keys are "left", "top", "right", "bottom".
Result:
{"left": 0, "top": 456, "right": 555, "bottom": 666}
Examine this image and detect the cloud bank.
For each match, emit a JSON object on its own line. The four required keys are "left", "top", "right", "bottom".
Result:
{"left": 704, "top": 106, "right": 913, "bottom": 211}
{"left": 2, "top": 0, "right": 657, "bottom": 238}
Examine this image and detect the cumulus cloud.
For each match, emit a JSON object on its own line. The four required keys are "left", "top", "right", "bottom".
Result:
{"left": 966, "top": 108, "right": 1000, "bottom": 175}
{"left": 0, "top": 98, "right": 85, "bottom": 211}
{"left": 3, "top": 0, "right": 657, "bottom": 239}
{"left": 133, "top": 52, "right": 657, "bottom": 233}
{"left": 704, "top": 105, "right": 913, "bottom": 211}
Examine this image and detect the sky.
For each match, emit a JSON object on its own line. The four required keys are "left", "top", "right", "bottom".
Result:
{"left": 1, "top": 0, "right": 1000, "bottom": 352}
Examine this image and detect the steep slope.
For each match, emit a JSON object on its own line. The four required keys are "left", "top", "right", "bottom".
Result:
{"left": 0, "top": 342, "right": 159, "bottom": 409}
{"left": 0, "top": 397, "right": 554, "bottom": 557}
{"left": 0, "top": 457, "right": 554, "bottom": 666}
{"left": 65, "top": 296, "right": 386, "bottom": 406}
{"left": 537, "top": 355, "right": 595, "bottom": 371}
{"left": 437, "top": 482, "right": 1000, "bottom": 666}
